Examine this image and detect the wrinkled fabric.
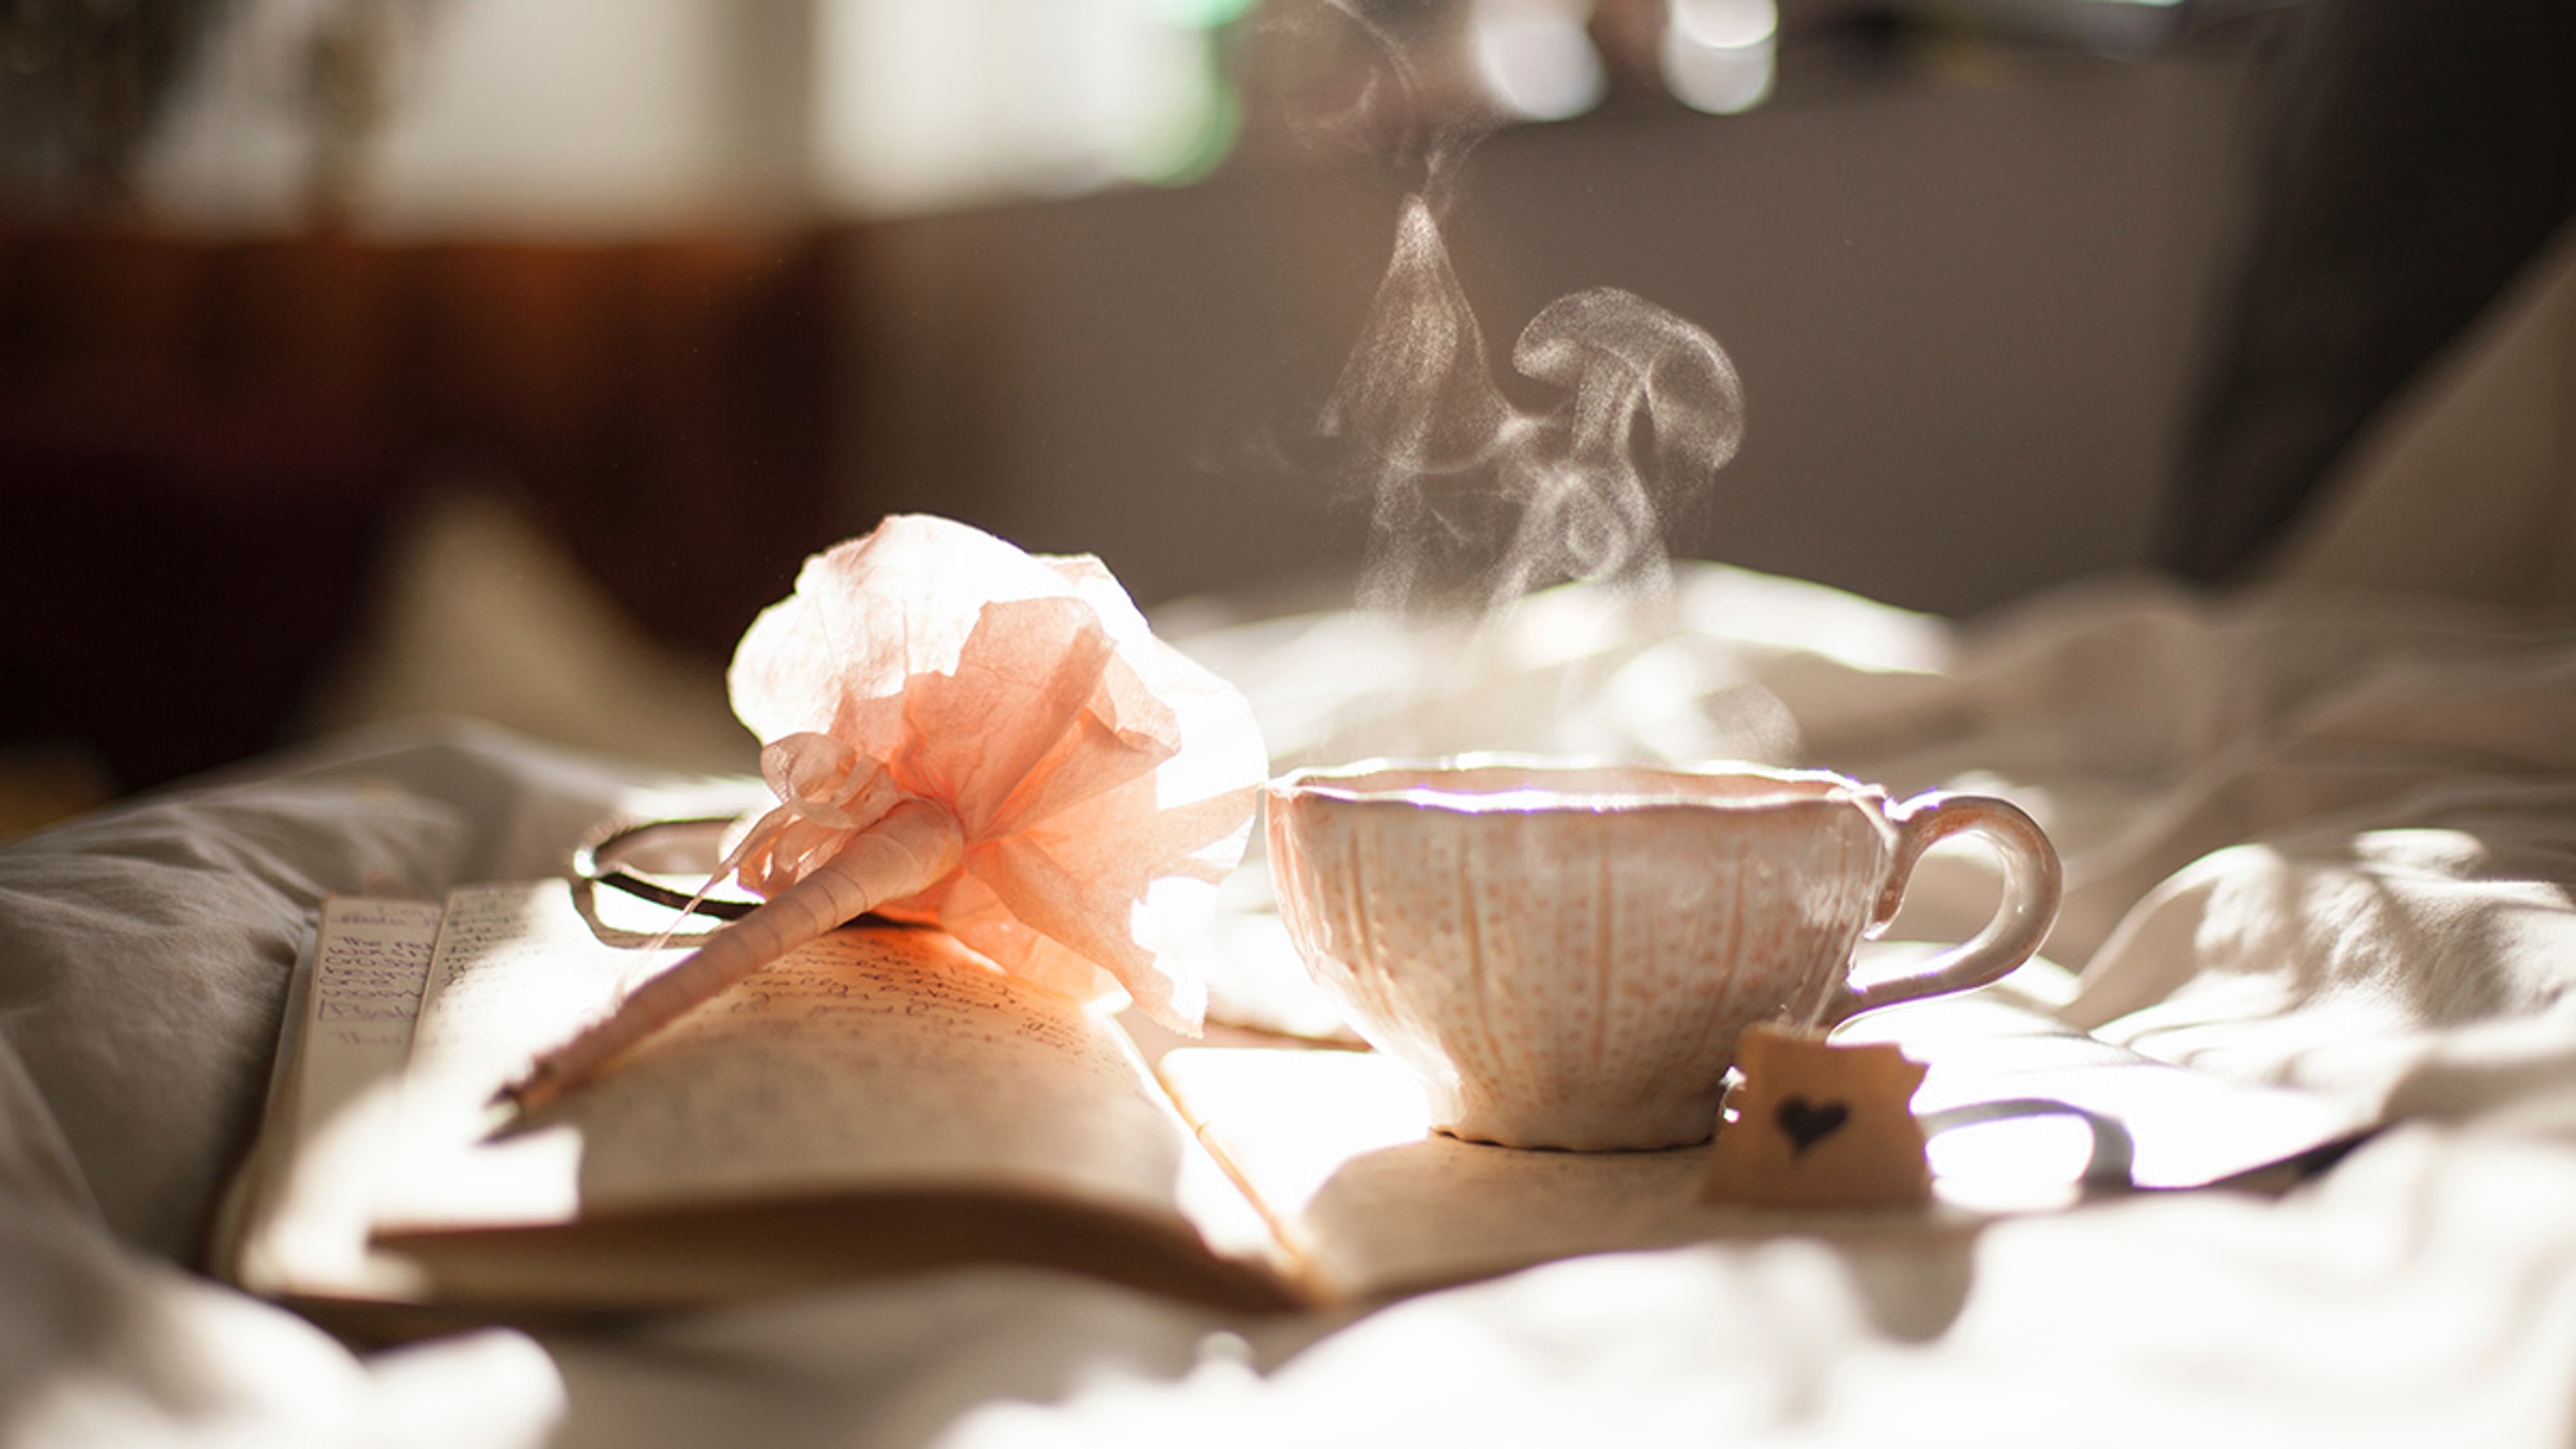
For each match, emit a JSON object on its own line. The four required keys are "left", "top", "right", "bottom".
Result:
{"left": 15, "top": 690, "right": 2576, "bottom": 1449}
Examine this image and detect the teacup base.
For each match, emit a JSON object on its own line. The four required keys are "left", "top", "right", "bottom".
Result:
{"left": 1426, "top": 1083, "right": 1730, "bottom": 1153}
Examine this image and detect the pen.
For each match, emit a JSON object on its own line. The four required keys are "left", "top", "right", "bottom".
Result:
{"left": 499, "top": 798, "right": 964, "bottom": 1114}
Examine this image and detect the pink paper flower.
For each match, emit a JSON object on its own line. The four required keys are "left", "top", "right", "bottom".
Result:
{"left": 505, "top": 515, "right": 1267, "bottom": 1112}
{"left": 722, "top": 514, "right": 1267, "bottom": 1030}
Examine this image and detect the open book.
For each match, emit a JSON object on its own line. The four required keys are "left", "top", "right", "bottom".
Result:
{"left": 215, "top": 881, "right": 2377, "bottom": 1327}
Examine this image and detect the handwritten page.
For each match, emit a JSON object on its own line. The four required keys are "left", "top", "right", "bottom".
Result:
{"left": 376, "top": 881, "right": 1201, "bottom": 1239}
{"left": 226, "top": 897, "right": 444, "bottom": 1299}
{"left": 299, "top": 898, "right": 444, "bottom": 1124}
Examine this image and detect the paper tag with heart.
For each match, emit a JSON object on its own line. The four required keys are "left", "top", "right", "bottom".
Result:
{"left": 1699, "top": 1023, "right": 1932, "bottom": 1210}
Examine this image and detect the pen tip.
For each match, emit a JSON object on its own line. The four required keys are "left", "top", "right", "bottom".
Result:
{"left": 491, "top": 1073, "right": 541, "bottom": 1118}
{"left": 496, "top": 1058, "right": 568, "bottom": 1118}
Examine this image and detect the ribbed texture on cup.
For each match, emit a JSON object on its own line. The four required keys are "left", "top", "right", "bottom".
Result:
{"left": 1270, "top": 790, "right": 1889, "bottom": 1150}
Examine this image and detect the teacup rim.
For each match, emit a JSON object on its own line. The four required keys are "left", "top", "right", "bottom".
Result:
{"left": 1265, "top": 753, "right": 1888, "bottom": 814}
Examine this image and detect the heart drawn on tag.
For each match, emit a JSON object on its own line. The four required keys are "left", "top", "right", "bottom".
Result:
{"left": 1774, "top": 1095, "right": 1851, "bottom": 1157}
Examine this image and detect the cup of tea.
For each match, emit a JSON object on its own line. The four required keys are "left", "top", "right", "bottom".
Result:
{"left": 1265, "top": 756, "right": 2061, "bottom": 1150}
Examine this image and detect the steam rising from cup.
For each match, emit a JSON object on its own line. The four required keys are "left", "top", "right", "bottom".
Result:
{"left": 1320, "top": 193, "right": 1744, "bottom": 616}
{"left": 1251, "top": 1, "right": 1772, "bottom": 765}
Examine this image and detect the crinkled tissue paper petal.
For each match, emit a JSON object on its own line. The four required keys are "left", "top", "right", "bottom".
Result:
{"left": 723, "top": 515, "right": 1269, "bottom": 1029}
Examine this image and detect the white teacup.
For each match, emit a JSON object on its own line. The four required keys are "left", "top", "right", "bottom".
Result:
{"left": 1266, "top": 756, "right": 2061, "bottom": 1150}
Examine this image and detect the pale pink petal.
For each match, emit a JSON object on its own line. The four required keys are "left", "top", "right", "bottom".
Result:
{"left": 896, "top": 597, "right": 1138, "bottom": 833}
{"left": 717, "top": 514, "right": 1266, "bottom": 1030}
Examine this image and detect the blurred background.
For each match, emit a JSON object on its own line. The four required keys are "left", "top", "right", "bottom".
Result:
{"left": 5, "top": 0, "right": 2559, "bottom": 822}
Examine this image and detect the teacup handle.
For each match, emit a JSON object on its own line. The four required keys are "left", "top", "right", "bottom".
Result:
{"left": 1823, "top": 792, "right": 2063, "bottom": 1026}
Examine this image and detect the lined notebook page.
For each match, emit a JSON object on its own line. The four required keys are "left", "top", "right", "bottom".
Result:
{"left": 227, "top": 896, "right": 443, "bottom": 1297}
